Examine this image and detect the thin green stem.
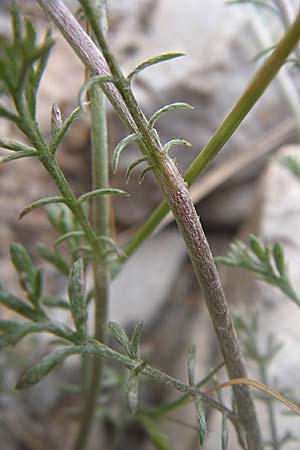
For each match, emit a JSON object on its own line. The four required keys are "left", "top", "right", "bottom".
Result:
{"left": 73, "top": 5, "right": 110, "bottom": 449}
{"left": 260, "top": 363, "right": 280, "bottom": 450}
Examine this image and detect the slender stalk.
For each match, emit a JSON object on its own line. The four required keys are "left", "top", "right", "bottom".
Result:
{"left": 260, "top": 363, "right": 280, "bottom": 450}
{"left": 73, "top": 4, "right": 110, "bottom": 449}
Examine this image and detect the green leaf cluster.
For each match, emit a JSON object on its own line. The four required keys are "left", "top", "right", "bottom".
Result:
{"left": 216, "top": 235, "right": 300, "bottom": 306}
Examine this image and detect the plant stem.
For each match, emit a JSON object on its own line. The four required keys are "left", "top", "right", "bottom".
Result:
{"left": 36, "top": 0, "right": 300, "bottom": 264}
{"left": 260, "top": 363, "right": 280, "bottom": 450}
{"left": 73, "top": 84, "right": 110, "bottom": 450}
{"left": 74, "top": 4, "right": 110, "bottom": 447}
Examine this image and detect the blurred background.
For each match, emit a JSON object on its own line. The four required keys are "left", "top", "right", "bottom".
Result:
{"left": 1, "top": 1, "right": 300, "bottom": 449}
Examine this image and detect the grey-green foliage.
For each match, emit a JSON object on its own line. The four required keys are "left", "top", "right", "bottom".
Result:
{"left": 216, "top": 234, "right": 300, "bottom": 306}
{"left": 0, "top": 1, "right": 53, "bottom": 126}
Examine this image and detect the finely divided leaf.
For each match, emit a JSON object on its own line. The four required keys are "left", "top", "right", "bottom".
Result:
{"left": 127, "top": 52, "right": 185, "bottom": 82}
{"left": 149, "top": 103, "right": 194, "bottom": 128}
{"left": 195, "top": 397, "right": 207, "bottom": 447}
{"left": 78, "top": 188, "right": 129, "bottom": 203}
{"left": 68, "top": 259, "right": 87, "bottom": 335}
{"left": 16, "top": 346, "right": 81, "bottom": 389}
{"left": 108, "top": 321, "right": 130, "bottom": 354}
{"left": 130, "top": 321, "right": 144, "bottom": 359}
{"left": 112, "top": 134, "right": 142, "bottom": 173}
{"left": 19, "top": 197, "right": 65, "bottom": 220}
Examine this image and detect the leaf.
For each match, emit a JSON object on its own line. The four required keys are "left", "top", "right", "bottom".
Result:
{"left": 112, "top": 134, "right": 143, "bottom": 173}
{"left": 0, "top": 138, "right": 36, "bottom": 152}
{"left": 98, "top": 236, "right": 124, "bottom": 257}
{"left": 149, "top": 102, "right": 194, "bottom": 128}
{"left": 10, "top": 0, "right": 22, "bottom": 43}
{"left": 41, "top": 296, "right": 70, "bottom": 309}
{"left": 130, "top": 321, "right": 144, "bottom": 359}
{"left": 108, "top": 321, "right": 130, "bottom": 354}
{"left": 127, "top": 52, "right": 185, "bottom": 82}
{"left": 273, "top": 242, "right": 285, "bottom": 276}
{"left": 50, "top": 105, "right": 82, "bottom": 153}
{"left": 78, "top": 188, "right": 129, "bottom": 203}
{"left": 0, "top": 282, "right": 38, "bottom": 321}
{"left": 54, "top": 231, "right": 85, "bottom": 248}
{"left": 16, "top": 346, "right": 81, "bottom": 389}
{"left": 249, "top": 234, "right": 267, "bottom": 261}
{"left": 226, "top": 0, "right": 279, "bottom": 14}
{"left": 126, "top": 361, "right": 147, "bottom": 414}
{"left": 187, "top": 345, "right": 196, "bottom": 386}
{"left": 222, "top": 414, "right": 229, "bottom": 450}
{"left": 10, "top": 242, "right": 40, "bottom": 304}
{"left": 163, "top": 139, "right": 192, "bottom": 154}
{"left": 141, "top": 415, "right": 172, "bottom": 450}
{"left": 78, "top": 75, "right": 113, "bottom": 111}
{"left": 195, "top": 397, "right": 207, "bottom": 447}
{"left": 126, "top": 156, "right": 148, "bottom": 182}
{"left": 252, "top": 45, "right": 277, "bottom": 63}
{"left": 126, "top": 370, "right": 139, "bottom": 414}
{"left": 0, "top": 150, "right": 38, "bottom": 164}
{"left": 36, "top": 243, "right": 69, "bottom": 276}
{"left": 139, "top": 165, "right": 155, "bottom": 184}
{"left": 50, "top": 103, "right": 63, "bottom": 144}
{"left": 0, "top": 322, "right": 47, "bottom": 351}
{"left": 19, "top": 197, "right": 66, "bottom": 219}
{"left": 68, "top": 259, "right": 87, "bottom": 335}
{"left": 280, "top": 154, "right": 300, "bottom": 179}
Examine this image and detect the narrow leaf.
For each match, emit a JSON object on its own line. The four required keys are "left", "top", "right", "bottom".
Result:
{"left": 130, "top": 321, "right": 144, "bottom": 359}
{"left": 79, "top": 75, "right": 113, "bottom": 111}
{"left": 149, "top": 102, "right": 194, "bottom": 128}
{"left": 141, "top": 415, "right": 172, "bottom": 450}
{"left": 126, "top": 156, "right": 148, "bottom": 182}
{"left": 36, "top": 243, "right": 69, "bottom": 276}
{"left": 226, "top": 0, "right": 279, "bottom": 14}
{"left": 139, "top": 165, "right": 155, "bottom": 184}
{"left": 19, "top": 197, "right": 66, "bottom": 219}
{"left": 0, "top": 282, "right": 38, "bottom": 321}
{"left": 50, "top": 106, "right": 81, "bottom": 153}
{"left": 78, "top": 188, "right": 129, "bottom": 204}
{"left": 188, "top": 345, "right": 196, "bottom": 386}
{"left": 0, "top": 322, "right": 47, "bottom": 351}
{"left": 68, "top": 259, "right": 87, "bottom": 335}
{"left": 195, "top": 397, "right": 207, "bottom": 447}
{"left": 98, "top": 236, "right": 124, "bottom": 257}
{"left": 252, "top": 45, "right": 277, "bottom": 63}
{"left": 127, "top": 52, "right": 185, "bottom": 82}
{"left": 126, "top": 370, "right": 139, "bottom": 414}
{"left": 249, "top": 234, "right": 266, "bottom": 261}
{"left": 273, "top": 242, "right": 286, "bottom": 277}
{"left": 16, "top": 346, "right": 81, "bottom": 389}
{"left": 41, "top": 296, "right": 70, "bottom": 309}
{"left": 222, "top": 414, "right": 229, "bottom": 450}
{"left": 0, "top": 150, "right": 38, "bottom": 164}
{"left": 50, "top": 103, "right": 63, "bottom": 144}
{"left": 108, "top": 321, "right": 130, "bottom": 354}
{"left": 54, "top": 231, "right": 85, "bottom": 248}
{"left": 10, "top": 242, "right": 38, "bottom": 302}
{"left": 0, "top": 138, "right": 36, "bottom": 153}
{"left": 163, "top": 139, "right": 192, "bottom": 154}
{"left": 112, "top": 134, "right": 142, "bottom": 173}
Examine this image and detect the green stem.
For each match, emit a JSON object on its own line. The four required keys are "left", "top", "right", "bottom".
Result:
{"left": 260, "top": 363, "right": 280, "bottom": 450}
{"left": 73, "top": 82, "right": 110, "bottom": 450}
{"left": 73, "top": 6, "right": 110, "bottom": 450}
